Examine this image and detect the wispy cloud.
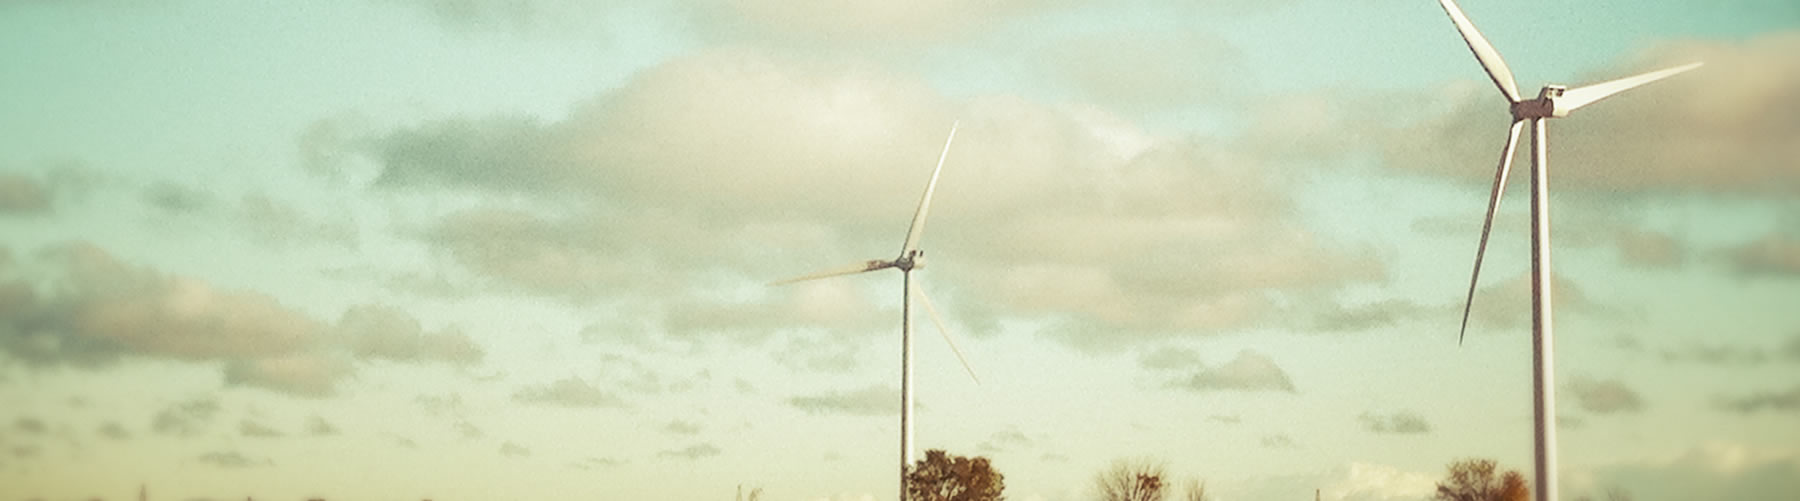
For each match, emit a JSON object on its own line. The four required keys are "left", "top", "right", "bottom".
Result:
{"left": 1725, "top": 233, "right": 1800, "bottom": 278}
{"left": 304, "top": 415, "right": 339, "bottom": 436}
{"left": 787, "top": 384, "right": 901, "bottom": 416}
{"left": 1260, "top": 434, "right": 1299, "bottom": 449}
{"left": 197, "top": 450, "right": 269, "bottom": 468}
{"left": 1718, "top": 384, "right": 1800, "bottom": 414}
{"left": 1171, "top": 350, "right": 1297, "bottom": 393}
{"left": 97, "top": 421, "right": 131, "bottom": 441}
{"left": 512, "top": 377, "right": 626, "bottom": 408}
{"left": 657, "top": 442, "right": 721, "bottom": 460}
{"left": 662, "top": 419, "right": 702, "bottom": 436}
{"left": 976, "top": 427, "right": 1035, "bottom": 454}
{"left": 0, "top": 173, "right": 52, "bottom": 214}
{"left": 239, "top": 420, "right": 283, "bottom": 438}
{"left": 151, "top": 398, "right": 220, "bottom": 437}
{"left": 1359, "top": 411, "right": 1432, "bottom": 435}
{"left": 1568, "top": 377, "right": 1647, "bottom": 415}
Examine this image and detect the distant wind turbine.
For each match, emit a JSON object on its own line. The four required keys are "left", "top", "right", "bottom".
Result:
{"left": 773, "top": 121, "right": 980, "bottom": 501}
{"left": 1433, "top": 1, "right": 1700, "bottom": 500}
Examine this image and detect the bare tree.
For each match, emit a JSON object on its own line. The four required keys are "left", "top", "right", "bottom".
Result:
{"left": 1095, "top": 458, "right": 1167, "bottom": 501}
{"left": 1433, "top": 459, "right": 1528, "bottom": 501}
{"left": 1180, "top": 478, "right": 1207, "bottom": 501}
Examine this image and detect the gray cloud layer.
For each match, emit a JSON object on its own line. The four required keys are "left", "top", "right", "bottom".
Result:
{"left": 0, "top": 242, "right": 484, "bottom": 397}
{"left": 341, "top": 46, "right": 1386, "bottom": 352}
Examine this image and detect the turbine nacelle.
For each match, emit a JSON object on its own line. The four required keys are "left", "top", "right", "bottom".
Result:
{"left": 895, "top": 250, "right": 925, "bottom": 272}
{"left": 1511, "top": 85, "right": 1570, "bottom": 120}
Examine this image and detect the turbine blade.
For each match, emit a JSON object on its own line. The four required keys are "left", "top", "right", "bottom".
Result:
{"left": 770, "top": 259, "right": 894, "bottom": 286}
{"left": 1437, "top": 0, "right": 1522, "bottom": 103}
{"left": 900, "top": 121, "right": 960, "bottom": 255}
{"left": 1460, "top": 120, "right": 1526, "bottom": 345}
{"left": 1559, "top": 62, "right": 1702, "bottom": 112}
{"left": 915, "top": 284, "right": 980, "bottom": 385}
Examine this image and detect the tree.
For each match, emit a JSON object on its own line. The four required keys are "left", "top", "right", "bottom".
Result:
{"left": 907, "top": 449, "right": 1005, "bottom": 501}
{"left": 1180, "top": 478, "right": 1207, "bottom": 501}
{"left": 1095, "top": 458, "right": 1167, "bottom": 501}
{"left": 1433, "top": 459, "right": 1529, "bottom": 501}
{"left": 1573, "top": 487, "right": 1632, "bottom": 501}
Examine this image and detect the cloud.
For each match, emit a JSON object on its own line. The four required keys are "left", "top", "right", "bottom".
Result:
{"left": 1171, "top": 350, "right": 1297, "bottom": 393}
{"left": 1260, "top": 434, "right": 1299, "bottom": 449}
{"left": 97, "top": 421, "right": 131, "bottom": 441}
{"left": 1567, "top": 377, "right": 1646, "bottom": 415}
{"left": 139, "top": 185, "right": 355, "bottom": 250}
{"left": 151, "top": 398, "right": 220, "bottom": 437}
{"left": 1320, "top": 462, "right": 1438, "bottom": 501}
{"left": 1612, "top": 228, "right": 1689, "bottom": 270}
{"left": 512, "top": 376, "right": 625, "bottom": 408}
{"left": 197, "top": 451, "right": 269, "bottom": 468}
{"left": 338, "top": 304, "right": 484, "bottom": 366}
{"left": 235, "top": 193, "right": 359, "bottom": 250}
{"left": 0, "top": 173, "right": 52, "bottom": 214}
{"left": 1718, "top": 384, "right": 1800, "bottom": 414}
{"left": 572, "top": 456, "right": 625, "bottom": 470}
{"left": 691, "top": 0, "right": 1066, "bottom": 45}
{"left": 1381, "top": 32, "right": 1800, "bottom": 197}
{"left": 223, "top": 353, "right": 353, "bottom": 398}
{"left": 657, "top": 442, "right": 721, "bottom": 460}
{"left": 304, "top": 416, "right": 339, "bottom": 436}
{"left": 1459, "top": 272, "right": 1608, "bottom": 336}
{"left": 12, "top": 417, "right": 46, "bottom": 435}
{"left": 1029, "top": 28, "right": 1249, "bottom": 112}
{"left": 772, "top": 331, "right": 871, "bottom": 374}
{"left": 142, "top": 182, "right": 213, "bottom": 214}
{"left": 1358, "top": 411, "right": 1431, "bottom": 435}
{"left": 1726, "top": 233, "right": 1800, "bottom": 278}
{"left": 381, "top": 0, "right": 629, "bottom": 38}
{"left": 0, "top": 242, "right": 485, "bottom": 396}
{"left": 1309, "top": 299, "right": 1429, "bottom": 333}
{"left": 1659, "top": 342, "right": 1769, "bottom": 366}
{"left": 500, "top": 441, "right": 531, "bottom": 457}
{"left": 341, "top": 46, "right": 1385, "bottom": 351}
{"left": 1138, "top": 346, "right": 1201, "bottom": 370}
{"left": 787, "top": 384, "right": 901, "bottom": 416}
{"left": 8, "top": 242, "right": 321, "bottom": 363}
{"left": 977, "top": 427, "right": 1035, "bottom": 453}
{"left": 662, "top": 419, "right": 701, "bottom": 436}
{"left": 239, "top": 420, "right": 283, "bottom": 438}
{"left": 1570, "top": 442, "right": 1800, "bottom": 501}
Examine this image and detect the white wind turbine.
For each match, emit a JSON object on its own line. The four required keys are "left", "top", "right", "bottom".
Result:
{"left": 1433, "top": 1, "right": 1700, "bottom": 500}
{"left": 772, "top": 121, "right": 980, "bottom": 501}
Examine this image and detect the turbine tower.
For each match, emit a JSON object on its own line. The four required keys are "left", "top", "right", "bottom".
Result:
{"left": 773, "top": 121, "right": 980, "bottom": 501}
{"left": 1433, "top": 1, "right": 1700, "bottom": 500}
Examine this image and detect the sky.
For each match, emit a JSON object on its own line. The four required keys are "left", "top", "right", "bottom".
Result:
{"left": 1, "top": 1, "right": 1797, "bottom": 500}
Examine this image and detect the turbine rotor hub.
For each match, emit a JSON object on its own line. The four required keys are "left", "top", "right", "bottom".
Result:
{"left": 896, "top": 249, "right": 925, "bottom": 271}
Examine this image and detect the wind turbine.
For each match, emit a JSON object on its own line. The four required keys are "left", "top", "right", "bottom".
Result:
{"left": 772, "top": 121, "right": 980, "bottom": 501}
{"left": 1433, "top": 1, "right": 1700, "bottom": 500}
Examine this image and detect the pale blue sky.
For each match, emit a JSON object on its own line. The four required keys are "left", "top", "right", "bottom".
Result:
{"left": 2, "top": 1, "right": 1797, "bottom": 500}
